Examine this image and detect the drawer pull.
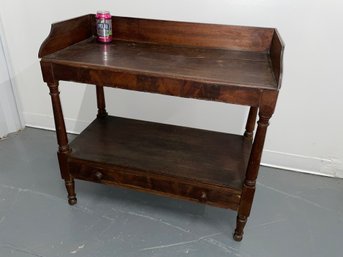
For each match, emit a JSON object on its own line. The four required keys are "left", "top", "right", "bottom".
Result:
{"left": 200, "top": 191, "right": 207, "bottom": 201}
{"left": 94, "top": 171, "right": 103, "bottom": 180}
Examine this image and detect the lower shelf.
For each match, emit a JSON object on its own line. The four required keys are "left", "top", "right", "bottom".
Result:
{"left": 67, "top": 116, "right": 252, "bottom": 209}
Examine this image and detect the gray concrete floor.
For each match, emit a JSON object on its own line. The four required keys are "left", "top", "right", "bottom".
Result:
{"left": 0, "top": 128, "right": 342, "bottom": 257}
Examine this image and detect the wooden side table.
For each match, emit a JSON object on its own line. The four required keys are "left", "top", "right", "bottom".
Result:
{"left": 39, "top": 14, "right": 284, "bottom": 241}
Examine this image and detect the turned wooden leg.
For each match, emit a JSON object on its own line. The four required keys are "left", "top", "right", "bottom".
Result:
{"left": 48, "top": 81, "right": 77, "bottom": 205}
{"left": 234, "top": 215, "right": 247, "bottom": 241}
{"left": 65, "top": 179, "right": 77, "bottom": 205}
{"left": 234, "top": 111, "right": 272, "bottom": 241}
{"left": 96, "top": 85, "right": 108, "bottom": 118}
{"left": 244, "top": 107, "right": 258, "bottom": 140}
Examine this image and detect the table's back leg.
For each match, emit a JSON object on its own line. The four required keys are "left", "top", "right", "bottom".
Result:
{"left": 48, "top": 82, "right": 77, "bottom": 205}
{"left": 96, "top": 85, "right": 108, "bottom": 118}
{"left": 244, "top": 107, "right": 258, "bottom": 140}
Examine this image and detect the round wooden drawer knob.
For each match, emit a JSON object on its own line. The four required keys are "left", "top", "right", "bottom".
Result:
{"left": 94, "top": 171, "right": 103, "bottom": 180}
{"left": 200, "top": 191, "right": 207, "bottom": 201}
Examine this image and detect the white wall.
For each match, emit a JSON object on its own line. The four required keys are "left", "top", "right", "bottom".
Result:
{"left": 0, "top": 0, "right": 342, "bottom": 177}
{"left": 0, "top": 16, "right": 23, "bottom": 137}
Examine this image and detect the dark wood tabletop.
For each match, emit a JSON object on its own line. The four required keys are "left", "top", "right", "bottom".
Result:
{"left": 39, "top": 14, "right": 283, "bottom": 107}
{"left": 44, "top": 38, "right": 277, "bottom": 89}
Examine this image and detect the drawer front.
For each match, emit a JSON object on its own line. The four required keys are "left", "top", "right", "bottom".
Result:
{"left": 68, "top": 161, "right": 241, "bottom": 210}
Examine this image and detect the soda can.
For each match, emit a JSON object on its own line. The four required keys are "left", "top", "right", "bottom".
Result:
{"left": 96, "top": 11, "right": 112, "bottom": 43}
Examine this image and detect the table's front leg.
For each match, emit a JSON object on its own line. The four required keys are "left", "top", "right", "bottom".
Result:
{"left": 234, "top": 91, "right": 278, "bottom": 241}
{"left": 47, "top": 81, "right": 77, "bottom": 205}
{"left": 234, "top": 111, "right": 271, "bottom": 241}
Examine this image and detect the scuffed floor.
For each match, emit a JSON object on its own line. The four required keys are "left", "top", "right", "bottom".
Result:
{"left": 0, "top": 128, "right": 342, "bottom": 257}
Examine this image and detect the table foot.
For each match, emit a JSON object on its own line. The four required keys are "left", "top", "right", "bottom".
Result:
{"left": 233, "top": 232, "right": 243, "bottom": 242}
{"left": 65, "top": 179, "right": 77, "bottom": 205}
{"left": 68, "top": 197, "right": 77, "bottom": 205}
{"left": 233, "top": 214, "right": 247, "bottom": 241}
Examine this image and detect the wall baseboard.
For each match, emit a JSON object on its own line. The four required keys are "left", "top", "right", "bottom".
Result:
{"left": 261, "top": 150, "right": 343, "bottom": 178}
{"left": 24, "top": 112, "right": 90, "bottom": 135}
{"left": 24, "top": 112, "right": 343, "bottom": 179}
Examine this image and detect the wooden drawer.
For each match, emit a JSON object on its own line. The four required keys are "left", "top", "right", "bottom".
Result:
{"left": 68, "top": 160, "right": 241, "bottom": 210}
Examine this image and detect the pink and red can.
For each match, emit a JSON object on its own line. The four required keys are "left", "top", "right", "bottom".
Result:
{"left": 96, "top": 11, "right": 112, "bottom": 43}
